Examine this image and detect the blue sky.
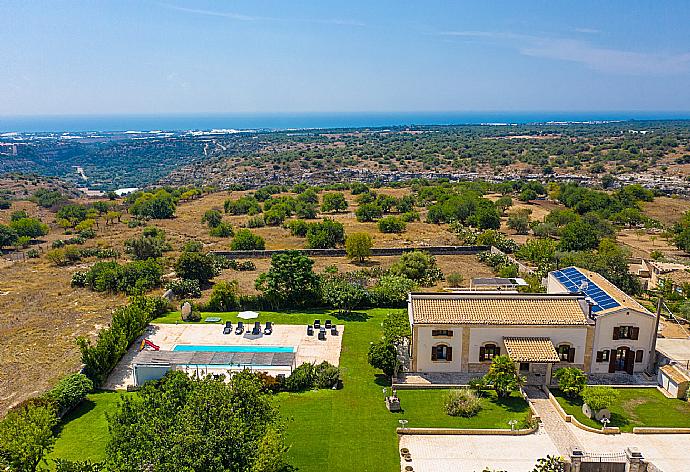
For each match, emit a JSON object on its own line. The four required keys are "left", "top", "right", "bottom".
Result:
{"left": 2, "top": 0, "right": 690, "bottom": 115}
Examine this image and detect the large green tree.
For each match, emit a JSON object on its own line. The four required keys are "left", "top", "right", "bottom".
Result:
{"left": 255, "top": 251, "right": 320, "bottom": 308}
{"left": 0, "top": 224, "right": 18, "bottom": 250}
{"left": 174, "top": 251, "right": 217, "bottom": 284}
{"left": 106, "top": 371, "right": 291, "bottom": 472}
{"left": 483, "top": 355, "right": 522, "bottom": 398}
{"left": 0, "top": 401, "right": 57, "bottom": 472}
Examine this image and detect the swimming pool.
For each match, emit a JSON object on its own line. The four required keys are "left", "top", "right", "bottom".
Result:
{"left": 173, "top": 345, "right": 295, "bottom": 353}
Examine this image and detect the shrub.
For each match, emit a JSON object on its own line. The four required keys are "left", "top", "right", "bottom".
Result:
{"left": 46, "top": 373, "right": 93, "bottom": 414}
{"left": 553, "top": 367, "right": 587, "bottom": 398}
{"left": 286, "top": 219, "right": 310, "bottom": 237}
{"left": 82, "top": 259, "right": 163, "bottom": 294}
{"left": 26, "top": 248, "right": 40, "bottom": 258}
{"left": 284, "top": 363, "right": 316, "bottom": 392}
{"left": 246, "top": 215, "right": 266, "bottom": 228}
{"left": 378, "top": 216, "right": 406, "bottom": 233}
{"left": 400, "top": 210, "right": 420, "bottom": 222}
{"left": 355, "top": 203, "right": 382, "bottom": 222}
{"left": 444, "top": 389, "right": 482, "bottom": 417}
{"left": 321, "top": 192, "right": 348, "bottom": 213}
{"left": 209, "top": 221, "right": 234, "bottom": 237}
{"left": 314, "top": 361, "right": 340, "bottom": 389}
{"left": 368, "top": 275, "right": 417, "bottom": 307}
{"left": 345, "top": 232, "right": 373, "bottom": 262}
{"left": 367, "top": 340, "right": 400, "bottom": 377}
{"left": 306, "top": 219, "right": 345, "bottom": 249}
{"left": 182, "top": 240, "right": 204, "bottom": 252}
{"left": 129, "top": 189, "right": 176, "bottom": 219}
{"left": 446, "top": 272, "right": 464, "bottom": 287}
{"left": 581, "top": 386, "right": 619, "bottom": 412}
{"left": 320, "top": 274, "right": 367, "bottom": 314}
{"left": 224, "top": 196, "right": 261, "bottom": 215}
{"left": 389, "top": 250, "right": 443, "bottom": 286}
{"left": 231, "top": 229, "right": 266, "bottom": 250}
{"left": 10, "top": 217, "right": 49, "bottom": 238}
{"left": 204, "top": 280, "right": 240, "bottom": 312}
{"left": 174, "top": 251, "right": 217, "bottom": 284}
{"left": 166, "top": 279, "right": 202, "bottom": 298}
{"left": 202, "top": 209, "right": 223, "bottom": 228}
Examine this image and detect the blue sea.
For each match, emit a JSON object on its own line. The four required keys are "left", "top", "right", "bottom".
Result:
{"left": 1, "top": 111, "right": 689, "bottom": 133}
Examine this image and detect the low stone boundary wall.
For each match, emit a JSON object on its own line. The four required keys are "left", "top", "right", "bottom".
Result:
{"left": 543, "top": 387, "right": 620, "bottom": 434}
{"left": 211, "top": 245, "right": 490, "bottom": 259}
{"left": 396, "top": 426, "right": 537, "bottom": 436}
{"left": 632, "top": 427, "right": 690, "bottom": 434}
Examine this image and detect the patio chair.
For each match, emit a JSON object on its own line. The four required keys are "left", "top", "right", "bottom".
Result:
{"left": 252, "top": 321, "right": 262, "bottom": 335}
{"left": 264, "top": 321, "right": 273, "bottom": 335}
{"left": 235, "top": 321, "right": 244, "bottom": 335}
{"left": 307, "top": 324, "right": 314, "bottom": 336}
{"left": 318, "top": 329, "right": 326, "bottom": 341}
{"left": 223, "top": 321, "right": 233, "bottom": 335}
{"left": 314, "top": 319, "right": 321, "bottom": 329}
{"left": 331, "top": 326, "right": 338, "bottom": 336}
{"left": 325, "top": 319, "right": 332, "bottom": 329}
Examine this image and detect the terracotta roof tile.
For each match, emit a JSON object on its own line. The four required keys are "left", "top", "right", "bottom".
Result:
{"left": 503, "top": 337, "right": 561, "bottom": 363}
{"left": 410, "top": 293, "right": 589, "bottom": 325}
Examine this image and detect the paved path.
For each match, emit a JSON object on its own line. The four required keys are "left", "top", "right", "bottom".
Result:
{"left": 523, "top": 386, "right": 582, "bottom": 456}
{"left": 399, "top": 428, "right": 559, "bottom": 472}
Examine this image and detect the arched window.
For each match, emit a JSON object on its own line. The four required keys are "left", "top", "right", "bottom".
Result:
{"left": 557, "top": 344, "right": 575, "bottom": 362}
{"left": 479, "top": 343, "right": 499, "bottom": 362}
{"left": 431, "top": 344, "right": 452, "bottom": 361}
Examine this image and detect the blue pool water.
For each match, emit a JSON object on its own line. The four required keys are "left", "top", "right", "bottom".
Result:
{"left": 173, "top": 345, "right": 295, "bottom": 353}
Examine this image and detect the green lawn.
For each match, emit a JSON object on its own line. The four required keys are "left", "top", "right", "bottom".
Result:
{"left": 396, "top": 390, "right": 530, "bottom": 429}
{"left": 49, "top": 391, "right": 134, "bottom": 464}
{"left": 52, "top": 308, "right": 529, "bottom": 471}
{"left": 552, "top": 387, "right": 690, "bottom": 432}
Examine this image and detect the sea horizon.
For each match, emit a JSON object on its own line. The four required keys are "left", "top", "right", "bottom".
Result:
{"left": 1, "top": 110, "right": 690, "bottom": 133}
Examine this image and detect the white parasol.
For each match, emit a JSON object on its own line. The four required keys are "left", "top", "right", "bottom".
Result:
{"left": 237, "top": 311, "right": 259, "bottom": 320}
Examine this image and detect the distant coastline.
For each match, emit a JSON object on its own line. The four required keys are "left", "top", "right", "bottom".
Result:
{"left": 1, "top": 111, "right": 690, "bottom": 133}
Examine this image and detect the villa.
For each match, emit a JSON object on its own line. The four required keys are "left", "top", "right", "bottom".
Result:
{"left": 406, "top": 267, "right": 658, "bottom": 385}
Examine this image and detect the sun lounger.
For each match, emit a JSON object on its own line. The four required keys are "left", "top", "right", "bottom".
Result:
{"left": 252, "top": 321, "right": 261, "bottom": 335}
{"left": 325, "top": 319, "right": 332, "bottom": 329}
{"left": 235, "top": 321, "right": 244, "bottom": 335}
{"left": 318, "top": 330, "right": 326, "bottom": 341}
{"left": 307, "top": 324, "right": 314, "bottom": 336}
{"left": 264, "top": 321, "right": 273, "bottom": 335}
{"left": 314, "top": 319, "right": 321, "bottom": 329}
{"left": 223, "top": 321, "right": 233, "bottom": 335}
{"left": 331, "top": 326, "right": 338, "bottom": 336}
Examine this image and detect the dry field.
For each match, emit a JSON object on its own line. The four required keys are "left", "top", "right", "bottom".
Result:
{"left": 0, "top": 188, "right": 493, "bottom": 415}
{"left": 642, "top": 196, "right": 689, "bottom": 226}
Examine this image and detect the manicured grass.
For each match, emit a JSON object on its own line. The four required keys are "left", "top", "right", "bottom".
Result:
{"left": 552, "top": 387, "right": 690, "bottom": 432}
{"left": 50, "top": 391, "right": 134, "bottom": 464}
{"left": 153, "top": 309, "right": 346, "bottom": 325}
{"left": 52, "top": 308, "right": 531, "bottom": 471}
{"left": 396, "top": 389, "right": 530, "bottom": 429}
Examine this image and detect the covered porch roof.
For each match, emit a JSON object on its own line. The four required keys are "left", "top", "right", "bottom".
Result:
{"left": 503, "top": 337, "right": 560, "bottom": 363}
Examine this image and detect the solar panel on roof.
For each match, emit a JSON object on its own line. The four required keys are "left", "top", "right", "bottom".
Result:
{"left": 552, "top": 267, "right": 620, "bottom": 313}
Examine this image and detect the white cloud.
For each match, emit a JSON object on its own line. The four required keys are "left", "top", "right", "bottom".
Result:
{"left": 440, "top": 30, "right": 690, "bottom": 75}
{"left": 159, "top": 3, "right": 365, "bottom": 27}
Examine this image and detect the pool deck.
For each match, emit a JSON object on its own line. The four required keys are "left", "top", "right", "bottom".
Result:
{"left": 104, "top": 323, "right": 344, "bottom": 390}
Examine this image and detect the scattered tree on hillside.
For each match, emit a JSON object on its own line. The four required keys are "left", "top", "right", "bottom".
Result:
{"left": 345, "top": 232, "right": 373, "bottom": 262}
